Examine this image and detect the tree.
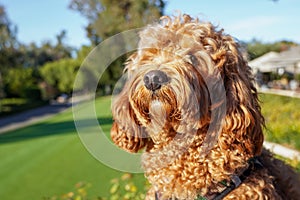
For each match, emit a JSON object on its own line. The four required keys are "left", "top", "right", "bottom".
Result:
{"left": 0, "top": 4, "right": 19, "bottom": 99}
{"left": 69, "top": 0, "right": 166, "bottom": 94}
{"left": 0, "top": 5, "right": 18, "bottom": 50}
{"left": 69, "top": 0, "right": 165, "bottom": 43}
{"left": 0, "top": 5, "right": 22, "bottom": 69}
{"left": 247, "top": 39, "right": 298, "bottom": 60}
{"left": 54, "top": 30, "right": 73, "bottom": 60}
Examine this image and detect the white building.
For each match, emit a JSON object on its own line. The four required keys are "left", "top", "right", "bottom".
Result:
{"left": 249, "top": 46, "right": 300, "bottom": 89}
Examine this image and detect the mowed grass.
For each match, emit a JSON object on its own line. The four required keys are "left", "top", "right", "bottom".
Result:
{"left": 0, "top": 94, "right": 300, "bottom": 199}
{"left": 260, "top": 93, "right": 300, "bottom": 150}
{"left": 0, "top": 96, "right": 145, "bottom": 200}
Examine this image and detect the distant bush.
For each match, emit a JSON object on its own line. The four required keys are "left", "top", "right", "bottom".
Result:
{"left": 40, "top": 58, "right": 81, "bottom": 96}
{"left": 4, "top": 68, "right": 38, "bottom": 99}
{"left": 23, "top": 87, "right": 42, "bottom": 100}
{"left": 0, "top": 98, "right": 46, "bottom": 117}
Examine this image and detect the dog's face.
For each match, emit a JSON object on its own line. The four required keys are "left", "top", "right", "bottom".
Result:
{"left": 111, "top": 15, "right": 264, "bottom": 157}
{"left": 125, "top": 50, "right": 213, "bottom": 144}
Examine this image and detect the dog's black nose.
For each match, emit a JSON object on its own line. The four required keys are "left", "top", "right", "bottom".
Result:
{"left": 143, "top": 70, "right": 169, "bottom": 91}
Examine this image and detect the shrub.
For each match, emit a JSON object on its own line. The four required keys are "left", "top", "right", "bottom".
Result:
{"left": 4, "top": 68, "right": 36, "bottom": 98}
{"left": 39, "top": 58, "right": 81, "bottom": 96}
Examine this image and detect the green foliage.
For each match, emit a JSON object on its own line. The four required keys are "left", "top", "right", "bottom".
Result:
{"left": 69, "top": 0, "right": 165, "bottom": 44}
{"left": 0, "top": 98, "right": 46, "bottom": 116}
{"left": 73, "top": 45, "right": 126, "bottom": 95}
{"left": 3, "top": 68, "right": 37, "bottom": 98}
{"left": 0, "top": 4, "right": 73, "bottom": 101}
{"left": 93, "top": 0, "right": 165, "bottom": 39}
{"left": 0, "top": 1, "right": 166, "bottom": 101}
{"left": 295, "top": 73, "right": 300, "bottom": 82}
{"left": 21, "top": 39, "right": 72, "bottom": 68}
{"left": 0, "top": 73, "right": 4, "bottom": 99}
{"left": 0, "top": 4, "right": 72, "bottom": 69}
{"left": 76, "top": 45, "right": 94, "bottom": 63}
{"left": 247, "top": 39, "right": 297, "bottom": 60}
{"left": 69, "top": 0, "right": 166, "bottom": 93}
{"left": 0, "top": 5, "right": 18, "bottom": 50}
{"left": 40, "top": 58, "right": 81, "bottom": 95}
{"left": 0, "top": 98, "right": 27, "bottom": 114}
{"left": 0, "top": 4, "right": 19, "bottom": 99}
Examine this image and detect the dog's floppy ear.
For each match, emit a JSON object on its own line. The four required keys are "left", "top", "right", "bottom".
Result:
{"left": 217, "top": 39, "right": 264, "bottom": 157}
{"left": 111, "top": 84, "right": 149, "bottom": 153}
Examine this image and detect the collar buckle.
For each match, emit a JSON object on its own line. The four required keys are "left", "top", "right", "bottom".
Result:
{"left": 230, "top": 175, "right": 242, "bottom": 188}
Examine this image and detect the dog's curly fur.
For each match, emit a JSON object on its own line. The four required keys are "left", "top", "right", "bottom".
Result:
{"left": 111, "top": 14, "right": 300, "bottom": 200}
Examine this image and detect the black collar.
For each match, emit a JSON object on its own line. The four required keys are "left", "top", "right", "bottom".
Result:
{"left": 155, "top": 157, "right": 264, "bottom": 200}
{"left": 197, "top": 157, "right": 264, "bottom": 200}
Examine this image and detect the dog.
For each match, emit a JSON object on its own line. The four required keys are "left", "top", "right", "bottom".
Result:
{"left": 110, "top": 14, "right": 300, "bottom": 200}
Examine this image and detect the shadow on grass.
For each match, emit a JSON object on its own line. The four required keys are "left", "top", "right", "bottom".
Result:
{"left": 0, "top": 117, "right": 113, "bottom": 144}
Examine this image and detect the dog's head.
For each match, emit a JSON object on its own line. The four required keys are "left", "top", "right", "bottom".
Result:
{"left": 111, "top": 14, "right": 264, "bottom": 158}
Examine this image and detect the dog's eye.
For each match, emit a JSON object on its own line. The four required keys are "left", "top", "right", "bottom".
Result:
{"left": 189, "top": 54, "right": 198, "bottom": 67}
{"left": 123, "top": 67, "right": 128, "bottom": 74}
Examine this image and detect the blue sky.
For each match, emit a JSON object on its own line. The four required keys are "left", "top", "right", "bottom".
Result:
{"left": 2, "top": 0, "right": 300, "bottom": 48}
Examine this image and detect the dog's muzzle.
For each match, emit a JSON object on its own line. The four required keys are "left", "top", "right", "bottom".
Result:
{"left": 143, "top": 70, "right": 169, "bottom": 91}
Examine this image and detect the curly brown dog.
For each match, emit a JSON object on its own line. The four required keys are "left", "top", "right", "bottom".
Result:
{"left": 111, "top": 14, "right": 300, "bottom": 200}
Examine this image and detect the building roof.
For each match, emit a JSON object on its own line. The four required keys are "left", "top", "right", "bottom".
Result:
{"left": 249, "top": 52, "right": 279, "bottom": 72}
{"left": 249, "top": 46, "right": 300, "bottom": 73}
{"left": 269, "top": 46, "right": 300, "bottom": 67}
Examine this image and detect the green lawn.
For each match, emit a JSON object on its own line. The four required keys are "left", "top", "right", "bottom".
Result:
{"left": 260, "top": 93, "right": 300, "bottom": 150}
{"left": 0, "top": 96, "right": 145, "bottom": 200}
{"left": 0, "top": 94, "right": 299, "bottom": 199}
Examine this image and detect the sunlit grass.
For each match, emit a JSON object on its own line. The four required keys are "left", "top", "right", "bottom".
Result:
{"left": 0, "top": 96, "right": 145, "bottom": 200}
{"left": 0, "top": 94, "right": 299, "bottom": 199}
{"left": 260, "top": 93, "right": 300, "bottom": 150}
